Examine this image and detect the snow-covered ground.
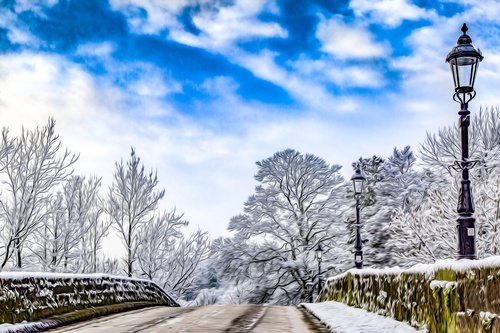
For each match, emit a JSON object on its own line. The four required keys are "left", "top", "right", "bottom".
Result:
{"left": 302, "top": 301, "right": 424, "bottom": 333}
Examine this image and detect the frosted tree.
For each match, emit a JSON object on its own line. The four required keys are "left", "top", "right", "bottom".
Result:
{"left": 388, "top": 174, "right": 457, "bottom": 266}
{"left": 135, "top": 209, "right": 187, "bottom": 281}
{"left": 158, "top": 229, "right": 211, "bottom": 298}
{"left": 416, "top": 106, "right": 500, "bottom": 259}
{"left": 362, "top": 146, "right": 428, "bottom": 267}
{"left": 388, "top": 106, "right": 500, "bottom": 264}
{"left": 28, "top": 175, "right": 102, "bottom": 272}
{"left": 182, "top": 257, "right": 222, "bottom": 304}
{"left": 81, "top": 204, "right": 110, "bottom": 273}
{"left": 220, "top": 149, "right": 349, "bottom": 304}
{"left": 0, "top": 119, "right": 78, "bottom": 269}
{"left": 105, "top": 148, "right": 165, "bottom": 277}
{"left": 60, "top": 176, "right": 102, "bottom": 270}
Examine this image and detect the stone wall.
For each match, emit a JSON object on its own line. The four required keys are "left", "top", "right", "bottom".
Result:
{"left": 317, "top": 256, "right": 500, "bottom": 333}
{"left": 0, "top": 272, "right": 179, "bottom": 324}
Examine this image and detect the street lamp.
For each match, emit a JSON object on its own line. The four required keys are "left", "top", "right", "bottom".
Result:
{"left": 351, "top": 169, "right": 366, "bottom": 269}
{"left": 315, "top": 244, "right": 323, "bottom": 293}
{"left": 446, "top": 23, "right": 483, "bottom": 260}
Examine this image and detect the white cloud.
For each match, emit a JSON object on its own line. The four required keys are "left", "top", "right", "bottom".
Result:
{"left": 450, "top": 0, "right": 500, "bottom": 22}
{"left": 234, "top": 50, "right": 361, "bottom": 113}
{"left": 316, "top": 18, "right": 388, "bottom": 59}
{"left": 127, "top": 67, "right": 182, "bottom": 99}
{"left": 0, "top": 10, "right": 41, "bottom": 47}
{"left": 13, "top": 0, "right": 59, "bottom": 15}
{"left": 76, "top": 42, "right": 116, "bottom": 58}
{"left": 292, "top": 57, "right": 385, "bottom": 88}
{"left": 109, "top": 0, "right": 193, "bottom": 34}
{"left": 350, "top": 0, "right": 436, "bottom": 27}
{"left": 169, "top": 0, "right": 287, "bottom": 52}
{"left": 111, "top": 0, "right": 287, "bottom": 51}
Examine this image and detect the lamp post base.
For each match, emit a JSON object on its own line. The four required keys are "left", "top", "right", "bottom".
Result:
{"left": 457, "top": 215, "right": 477, "bottom": 259}
{"left": 354, "top": 250, "right": 363, "bottom": 269}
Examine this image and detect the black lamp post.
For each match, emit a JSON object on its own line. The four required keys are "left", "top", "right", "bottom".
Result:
{"left": 351, "top": 169, "right": 366, "bottom": 269}
{"left": 315, "top": 244, "right": 323, "bottom": 293}
{"left": 446, "top": 23, "right": 483, "bottom": 260}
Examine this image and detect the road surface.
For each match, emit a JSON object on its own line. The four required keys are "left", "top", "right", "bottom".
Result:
{"left": 46, "top": 305, "right": 330, "bottom": 332}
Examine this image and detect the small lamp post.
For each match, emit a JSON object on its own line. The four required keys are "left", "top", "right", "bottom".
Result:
{"left": 351, "top": 168, "right": 366, "bottom": 268}
{"left": 315, "top": 244, "right": 323, "bottom": 294}
{"left": 306, "top": 282, "right": 314, "bottom": 303}
{"left": 446, "top": 23, "right": 483, "bottom": 259}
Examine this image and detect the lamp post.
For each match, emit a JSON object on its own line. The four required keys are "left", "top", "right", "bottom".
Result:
{"left": 315, "top": 244, "right": 323, "bottom": 294}
{"left": 446, "top": 23, "right": 483, "bottom": 260}
{"left": 351, "top": 169, "right": 366, "bottom": 269}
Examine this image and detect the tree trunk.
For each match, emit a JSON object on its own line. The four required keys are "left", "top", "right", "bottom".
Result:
{"left": 15, "top": 239, "right": 22, "bottom": 268}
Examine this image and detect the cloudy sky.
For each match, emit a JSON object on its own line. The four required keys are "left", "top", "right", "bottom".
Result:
{"left": 1, "top": 0, "right": 500, "bottom": 240}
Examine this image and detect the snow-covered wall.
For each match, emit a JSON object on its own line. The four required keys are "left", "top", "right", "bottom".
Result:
{"left": 317, "top": 257, "right": 500, "bottom": 333}
{"left": 0, "top": 272, "right": 179, "bottom": 324}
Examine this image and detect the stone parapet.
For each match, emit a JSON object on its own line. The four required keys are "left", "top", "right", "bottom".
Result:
{"left": 317, "top": 256, "right": 500, "bottom": 333}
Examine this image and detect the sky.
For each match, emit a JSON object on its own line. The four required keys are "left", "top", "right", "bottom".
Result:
{"left": 1, "top": 0, "right": 500, "bottom": 242}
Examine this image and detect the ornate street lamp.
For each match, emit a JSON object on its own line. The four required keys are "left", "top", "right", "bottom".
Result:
{"left": 315, "top": 244, "right": 323, "bottom": 293}
{"left": 446, "top": 23, "right": 483, "bottom": 260}
{"left": 351, "top": 169, "right": 366, "bottom": 268}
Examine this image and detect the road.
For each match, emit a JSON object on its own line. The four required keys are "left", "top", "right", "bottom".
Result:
{"left": 46, "top": 305, "right": 330, "bottom": 332}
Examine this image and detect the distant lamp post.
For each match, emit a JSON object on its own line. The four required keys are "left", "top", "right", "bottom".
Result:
{"left": 351, "top": 168, "right": 366, "bottom": 268}
{"left": 315, "top": 244, "right": 323, "bottom": 293}
{"left": 446, "top": 23, "right": 483, "bottom": 260}
{"left": 306, "top": 282, "right": 314, "bottom": 303}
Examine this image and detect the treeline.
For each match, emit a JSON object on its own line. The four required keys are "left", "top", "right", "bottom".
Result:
{"left": 0, "top": 118, "right": 210, "bottom": 300}
{"left": 1, "top": 106, "right": 499, "bottom": 306}
{"left": 183, "top": 106, "right": 500, "bottom": 306}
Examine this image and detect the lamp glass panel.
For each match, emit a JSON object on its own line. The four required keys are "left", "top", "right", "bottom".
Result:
{"left": 451, "top": 56, "right": 478, "bottom": 90}
{"left": 353, "top": 179, "right": 364, "bottom": 195}
{"left": 316, "top": 248, "right": 323, "bottom": 260}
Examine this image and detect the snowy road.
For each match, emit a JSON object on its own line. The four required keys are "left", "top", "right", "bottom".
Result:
{"left": 45, "top": 305, "right": 330, "bottom": 332}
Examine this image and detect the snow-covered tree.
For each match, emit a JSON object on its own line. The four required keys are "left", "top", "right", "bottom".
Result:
{"left": 219, "top": 149, "right": 349, "bottom": 304}
{"left": 135, "top": 209, "right": 187, "bottom": 281}
{"left": 389, "top": 106, "right": 500, "bottom": 264}
{"left": 387, "top": 173, "right": 456, "bottom": 266}
{"left": 105, "top": 148, "right": 165, "bottom": 277}
{"left": 81, "top": 204, "right": 110, "bottom": 273}
{"left": 28, "top": 175, "right": 103, "bottom": 272}
{"left": 362, "top": 146, "right": 428, "bottom": 267}
{"left": 159, "top": 228, "right": 211, "bottom": 298}
{"left": 0, "top": 118, "right": 78, "bottom": 269}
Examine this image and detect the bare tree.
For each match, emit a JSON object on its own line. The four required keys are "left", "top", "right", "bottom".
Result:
{"left": 0, "top": 118, "right": 78, "bottom": 269}
{"left": 105, "top": 148, "right": 165, "bottom": 277}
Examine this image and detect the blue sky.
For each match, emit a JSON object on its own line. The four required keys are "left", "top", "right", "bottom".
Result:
{"left": 1, "top": 0, "right": 500, "bottom": 240}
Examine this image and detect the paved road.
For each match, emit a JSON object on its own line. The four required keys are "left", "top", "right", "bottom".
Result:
{"left": 46, "top": 305, "right": 330, "bottom": 332}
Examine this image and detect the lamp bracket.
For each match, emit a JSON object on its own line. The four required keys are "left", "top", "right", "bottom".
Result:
{"left": 453, "top": 91, "right": 476, "bottom": 105}
{"left": 449, "top": 159, "right": 479, "bottom": 172}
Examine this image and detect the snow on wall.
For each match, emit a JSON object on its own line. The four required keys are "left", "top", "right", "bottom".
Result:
{"left": 317, "top": 256, "right": 500, "bottom": 333}
{"left": 0, "top": 272, "right": 179, "bottom": 324}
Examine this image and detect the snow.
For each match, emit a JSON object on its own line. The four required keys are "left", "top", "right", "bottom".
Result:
{"left": 302, "top": 301, "right": 425, "bottom": 333}
{"left": 327, "top": 256, "right": 500, "bottom": 282}
{"left": 0, "top": 271, "right": 151, "bottom": 284}
{"left": 0, "top": 320, "right": 56, "bottom": 333}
